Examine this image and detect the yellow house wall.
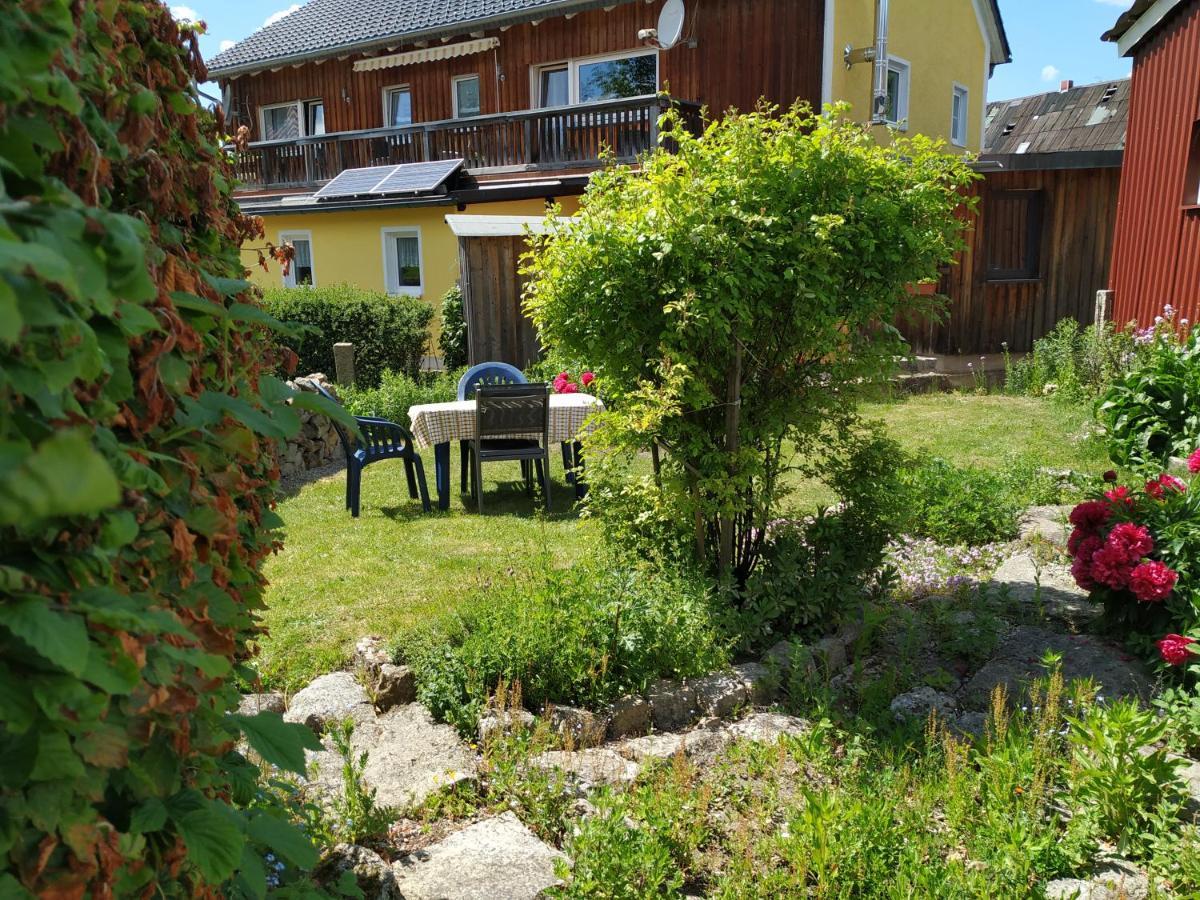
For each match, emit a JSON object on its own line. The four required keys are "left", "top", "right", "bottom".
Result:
{"left": 243, "top": 196, "right": 580, "bottom": 348}
{"left": 829, "top": 0, "right": 988, "bottom": 152}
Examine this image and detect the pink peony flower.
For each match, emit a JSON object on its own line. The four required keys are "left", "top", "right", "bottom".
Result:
{"left": 1189, "top": 448, "right": 1200, "bottom": 474}
{"left": 1106, "top": 522, "right": 1155, "bottom": 562}
{"left": 1146, "top": 473, "right": 1187, "bottom": 499}
{"left": 1157, "top": 633, "right": 1197, "bottom": 666}
{"left": 1071, "top": 555, "right": 1098, "bottom": 591}
{"left": 558, "top": 381, "right": 579, "bottom": 394}
{"left": 1070, "top": 500, "right": 1111, "bottom": 530}
{"left": 1129, "top": 560, "right": 1178, "bottom": 602}
{"left": 581, "top": 371, "right": 595, "bottom": 387}
{"left": 1090, "top": 544, "right": 1136, "bottom": 590}
{"left": 1104, "top": 485, "right": 1135, "bottom": 507}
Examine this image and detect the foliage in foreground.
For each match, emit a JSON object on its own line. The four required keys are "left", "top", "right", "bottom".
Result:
{"left": 523, "top": 101, "right": 975, "bottom": 583}
{"left": 340, "top": 368, "right": 460, "bottom": 428}
{"left": 401, "top": 556, "right": 730, "bottom": 735}
{"left": 262, "top": 283, "right": 433, "bottom": 386}
{"left": 0, "top": 3, "right": 340, "bottom": 895}
{"left": 437, "top": 284, "right": 468, "bottom": 370}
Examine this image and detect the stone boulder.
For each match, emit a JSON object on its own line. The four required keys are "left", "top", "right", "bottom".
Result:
{"left": 731, "top": 662, "right": 776, "bottom": 703}
{"left": 617, "top": 722, "right": 731, "bottom": 765}
{"left": 725, "top": 712, "right": 810, "bottom": 744}
{"left": 1043, "top": 858, "right": 1149, "bottom": 899}
{"left": 1019, "top": 504, "right": 1073, "bottom": 547}
{"left": 958, "top": 625, "right": 1151, "bottom": 711}
{"left": 237, "top": 692, "right": 285, "bottom": 716}
{"left": 353, "top": 704, "right": 477, "bottom": 811}
{"left": 530, "top": 748, "right": 641, "bottom": 789}
{"left": 373, "top": 663, "right": 416, "bottom": 712}
{"left": 603, "top": 695, "right": 651, "bottom": 740}
{"left": 313, "top": 844, "right": 401, "bottom": 900}
{"left": 545, "top": 704, "right": 607, "bottom": 748}
{"left": 991, "top": 552, "right": 1100, "bottom": 628}
{"left": 691, "top": 671, "right": 750, "bottom": 718}
{"left": 477, "top": 708, "right": 536, "bottom": 744}
{"left": 890, "top": 687, "right": 957, "bottom": 723}
{"left": 354, "top": 635, "right": 392, "bottom": 676}
{"left": 284, "top": 672, "right": 374, "bottom": 733}
{"left": 647, "top": 679, "right": 700, "bottom": 732}
{"left": 392, "top": 812, "right": 565, "bottom": 900}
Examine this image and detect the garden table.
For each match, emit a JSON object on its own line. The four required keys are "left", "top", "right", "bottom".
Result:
{"left": 408, "top": 393, "right": 604, "bottom": 510}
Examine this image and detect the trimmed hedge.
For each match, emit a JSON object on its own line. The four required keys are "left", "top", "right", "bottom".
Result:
{"left": 262, "top": 283, "right": 433, "bottom": 386}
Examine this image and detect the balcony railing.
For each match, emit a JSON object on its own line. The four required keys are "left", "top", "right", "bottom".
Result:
{"left": 231, "top": 96, "right": 703, "bottom": 193}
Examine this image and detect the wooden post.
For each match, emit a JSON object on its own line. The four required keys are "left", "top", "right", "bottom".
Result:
{"left": 333, "top": 342, "right": 356, "bottom": 386}
{"left": 651, "top": 440, "right": 662, "bottom": 488}
{"left": 1095, "top": 289, "right": 1113, "bottom": 325}
{"left": 717, "top": 341, "right": 743, "bottom": 577}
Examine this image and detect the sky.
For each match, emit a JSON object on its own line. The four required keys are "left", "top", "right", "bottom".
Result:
{"left": 173, "top": 0, "right": 1137, "bottom": 105}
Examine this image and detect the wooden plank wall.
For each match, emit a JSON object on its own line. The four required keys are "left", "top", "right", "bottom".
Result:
{"left": 460, "top": 235, "right": 541, "bottom": 368}
{"left": 223, "top": 0, "right": 824, "bottom": 138}
{"left": 898, "top": 166, "right": 1122, "bottom": 355}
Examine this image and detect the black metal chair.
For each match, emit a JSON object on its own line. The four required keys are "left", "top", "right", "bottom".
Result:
{"left": 310, "top": 382, "right": 431, "bottom": 517}
{"left": 472, "top": 383, "right": 552, "bottom": 513}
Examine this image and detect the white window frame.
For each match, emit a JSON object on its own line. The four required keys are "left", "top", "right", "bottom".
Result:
{"left": 381, "top": 226, "right": 423, "bottom": 297}
{"left": 259, "top": 100, "right": 323, "bottom": 140}
{"left": 884, "top": 56, "right": 911, "bottom": 129}
{"left": 279, "top": 230, "right": 315, "bottom": 288}
{"left": 382, "top": 84, "right": 413, "bottom": 127}
{"left": 532, "top": 48, "right": 659, "bottom": 107}
{"left": 452, "top": 74, "right": 481, "bottom": 118}
{"left": 950, "top": 82, "right": 969, "bottom": 147}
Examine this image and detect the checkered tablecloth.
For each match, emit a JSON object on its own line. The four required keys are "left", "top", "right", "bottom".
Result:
{"left": 408, "top": 393, "right": 604, "bottom": 448}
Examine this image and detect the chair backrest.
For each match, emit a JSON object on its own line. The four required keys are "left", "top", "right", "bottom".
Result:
{"left": 475, "top": 383, "right": 550, "bottom": 442}
{"left": 457, "top": 361, "right": 527, "bottom": 400}
{"left": 306, "top": 380, "right": 356, "bottom": 461}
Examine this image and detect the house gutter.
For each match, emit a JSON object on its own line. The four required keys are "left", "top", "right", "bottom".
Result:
{"left": 209, "top": 0, "right": 635, "bottom": 80}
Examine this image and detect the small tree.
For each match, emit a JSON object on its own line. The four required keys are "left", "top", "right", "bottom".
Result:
{"left": 523, "top": 102, "right": 974, "bottom": 584}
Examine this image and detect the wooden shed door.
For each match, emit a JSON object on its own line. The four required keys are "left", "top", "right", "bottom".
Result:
{"left": 458, "top": 234, "right": 541, "bottom": 368}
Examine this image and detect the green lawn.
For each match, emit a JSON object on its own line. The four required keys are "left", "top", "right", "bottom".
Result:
{"left": 256, "top": 393, "right": 1108, "bottom": 691}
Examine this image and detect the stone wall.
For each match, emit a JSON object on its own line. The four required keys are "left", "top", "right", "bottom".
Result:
{"left": 279, "top": 373, "right": 342, "bottom": 478}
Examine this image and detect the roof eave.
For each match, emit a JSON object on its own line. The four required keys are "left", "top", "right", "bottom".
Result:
{"left": 1102, "top": 0, "right": 1188, "bottom": 56}
{"left": 209, "top": 0, "right": 631, "bottom": 79}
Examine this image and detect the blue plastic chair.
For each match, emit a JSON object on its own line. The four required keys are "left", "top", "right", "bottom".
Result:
{"left": 457, "top": 362, "right": 533, "bottom": 495}
{"left": 311, "top": 383, "right": 431, "bottom": 517}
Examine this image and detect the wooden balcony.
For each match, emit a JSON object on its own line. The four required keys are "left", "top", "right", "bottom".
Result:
{"left": 231, "top": 96, "right": 703, "bottom": 193}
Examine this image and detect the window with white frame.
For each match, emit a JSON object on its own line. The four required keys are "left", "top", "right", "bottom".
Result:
{"left": 381, "top": 227, "right": 422, "bottom": 295}
{"left": 535, "top": 50, "right": 658, "bottom": 107}
{"left": 280, "top": 231, "right": 315, "bottom": 287}
{"left": 453, "top": 75, "right": 481, "bottom": 118}
{"left": 951, "top": 84, "right": 969, "bottom": 147}
{"left": 384, "top": 86, "right": 413, "bottom": 127}
{"left": 884, "top": 57, "right": 910, "bottom": 128}
{"left": 260, "top": 100, "right": 324, "bottom": 141}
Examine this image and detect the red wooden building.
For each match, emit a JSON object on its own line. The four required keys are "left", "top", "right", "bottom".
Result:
{"left": 1103, "top": 0, "right": 1200, "bottom": 325}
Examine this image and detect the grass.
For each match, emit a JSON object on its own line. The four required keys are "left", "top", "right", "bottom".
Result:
{"left": 256, "top": 393, "right": 1107, "bottom": 690}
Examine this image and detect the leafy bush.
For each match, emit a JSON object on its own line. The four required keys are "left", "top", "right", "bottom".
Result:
{"left": 1096, "top": 326, "right": 1200, "bottom": 467}
{"left": 438, "top": 284, "right": 468, "bottom": 370}
{"left": 523, "top": 101, "right": 974, "bottom": 583}
{"left": 262, "top": 283, "right": 433, "bottom": 386}
{"left": 341, "top": 368, "right": 460, "bottom": 427}
{"left": 0, "top": 3, "right": 333, "bottom": 895}
{"left": 403, "top": 557, "right": 730, "bottom": 735}
{"left": 1005, "top": 318, "right": 1137, "bottom": 403}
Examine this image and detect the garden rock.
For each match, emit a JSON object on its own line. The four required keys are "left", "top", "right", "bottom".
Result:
{"left": 352, "top": 703, "right": 477, "bottom": 811}
{"left": 531, "top": 748, "right": 641, "bottom": 789}
{"left": 373, "top": 663, "right": 416, "bottom": 712}
{"left": 725, "top": 712, "right": 810, "bottom": 744}
{"left": 1043, "top": 857, "right": 1149, "bottom": 899}
{"left": 1019, "top": 504, "right": 1073, "bottom": 547}
{"left": 762, "top": 640, "right": 796, "bottom": 675}
{"left": 313, "top": 844, "right": 401, "bottom": 900}
{"left": 392, "top": 812, "right": 565, "bottom": 900}
{"left": 951, "top": 711, "right": 988, "bottom": 741}
{"left": 1172, "top": 755, "right": 1200, "bottom": 817}
{"left": 284, "top": 672, "right": 374, "bottom": 733}
{"left": 546, "top": 704, "right": 607, "bottom": 748}
{"left": 618, "top": 722, "right": 731, "bottom": 764}
{"left": 731, "top": 662, "right": 776, "bottom": 704}
{"left": 958, "top": 626, "right": 1151, "bottom": 711}
{"left": 477, "top": 708, "right": 536, "bottom": 744}
{"left": 692, "top": 671, "right": 750, "bottom": 718}
{"left": 354, "top": 635, "right": 392, "bottom": 676}
{"left": 890, "top": 687, "right": 957, "bottom": 723}
{"left": 603, "top": 695, "right": 651, "bottom": 740}
{"left": 648, "top": 678, "right": 700, "bottom": 732}
{"left": 991, "top": 552, "right": 1099, "bottom": 628}
{"left": 237, "top": 691, "right": 285, "bottom": 716}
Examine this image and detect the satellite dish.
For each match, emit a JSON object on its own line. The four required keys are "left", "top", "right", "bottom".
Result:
{"left": 657, "top": 0, "right": 685, "bottom": 49}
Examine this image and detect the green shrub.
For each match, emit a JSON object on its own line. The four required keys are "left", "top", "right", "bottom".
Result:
{"left": 1096, "top": 327, "right": 1200, "bottom": 466}
{"left": 1005, "top": 318, "right": 1136, "bottom": 403}
{"left": 341, "top": 368, "right": 461, "bottom": 427}
{"left": 402, "top": 557, "right": 730, "bottom": 735}
{"left": 262, "top": 283, "right": 433, "bottom": 386}
{"left": 438, "top": 284, "right": 468, "bottom": 370}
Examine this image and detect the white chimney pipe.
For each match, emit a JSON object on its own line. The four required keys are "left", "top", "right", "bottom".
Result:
{"left": 870, "top": 0, "right": 890, "bottom": 124}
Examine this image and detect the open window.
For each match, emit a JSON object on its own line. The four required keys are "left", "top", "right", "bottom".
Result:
{"left": 280, "top": 231, "right": 314, "bottom": 287}
{"left": 382, "top": 227, "right": 423, "bottom": 296}
{"left": 985, "top": 190, "right": 1044, "bottom": 282}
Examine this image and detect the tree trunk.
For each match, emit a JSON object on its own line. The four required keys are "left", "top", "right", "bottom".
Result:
{"left": 717, "top": 341, "right": 743, "bottom": 576}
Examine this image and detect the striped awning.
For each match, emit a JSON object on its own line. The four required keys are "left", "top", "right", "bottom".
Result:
{"left": 353, "top": 37, "right": 499, "bottom": 72}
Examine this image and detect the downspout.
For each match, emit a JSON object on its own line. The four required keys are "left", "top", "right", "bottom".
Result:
{"left": 869, "top": 0, "right": 889, "bottom": 124}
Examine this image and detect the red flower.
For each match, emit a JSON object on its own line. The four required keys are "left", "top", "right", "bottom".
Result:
{"left": 1068, "top": 527, "right": 1102, "bottom": 557}
{"left": 1105, "top": 522, "right": 1154, "bottom": 562}
{"left": 1104, "top": 485, "right": 1135, "bottom": 507}
{"left": 581, "top": 371, "right": 595, "bottom": 387}
{"left": 1189, "top": 448, "right": 1200, "bottom": 474}
{"left": 1090, "top": 545, "right": 1136, "bottom": 590}
{"left": 558, "top": 381, "right": 579, "bottom": 394}
{"left": 1146, "top": 473, "right": 1187, "bottom": 499}
{"left": 1103, "top": 470, "right": 1118, "bottom": 482}
{"left": 1129, "top": 560, "right": 1178, "bottom": 602}
{"left": 1069, "top": 500, "right": 1111, "bottom": 530}
{"left": 1157, "top": 633, "right": 1197, "bottom": 666}
{"left": 1071, "top": 555, "right": 1098, "bottom": 591}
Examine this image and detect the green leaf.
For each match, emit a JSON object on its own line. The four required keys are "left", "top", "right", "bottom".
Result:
{"left": 130, "top": 798, "right": 168, "bottom": 835}
{"left": 31, "top": 730, "right": 85, "bottom": 781}
{"left": 174, "top": 799, "right": 245, "bottom": 885}
{"left": 0, "top": 276, "right": 21, "bottom": 344}
{"left": 0, "top": 430, "right": 120, "bottom": 525}
{"left": 247, "top": 812, "right": 318, "bottom": 869}
{"left": 0, "top": 599, "right": 89, "bottom": 675}
{"left": 229, "top": 712, "right": 320, "bottom": 777}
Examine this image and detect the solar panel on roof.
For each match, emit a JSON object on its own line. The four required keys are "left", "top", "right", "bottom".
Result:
{"left": 313, "top": 159, "right": 465, "bottom": 202}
